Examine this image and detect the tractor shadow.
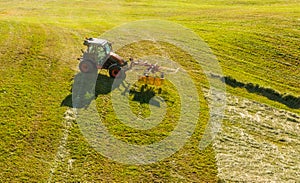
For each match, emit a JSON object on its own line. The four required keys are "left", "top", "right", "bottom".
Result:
{"left": 61, "top": 72, "right": 123, "bottom": 108}
{"left": 61, "top": 72, "right": 161, "bottom": 108}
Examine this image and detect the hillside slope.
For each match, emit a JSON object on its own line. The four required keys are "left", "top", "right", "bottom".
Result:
{"left": 0, "top": 0, "right": 299, "bottom": 182}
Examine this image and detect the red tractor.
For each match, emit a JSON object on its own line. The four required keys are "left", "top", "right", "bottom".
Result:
{"left": 78, "top": 38, "right": 179, "bottom": 86}
{"left": 78, "top": 38, "right": 127, "bottom": 78}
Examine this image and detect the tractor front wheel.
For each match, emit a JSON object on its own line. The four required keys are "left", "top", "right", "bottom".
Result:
{"left": 109, "top": 65, "right": 121, "bottom": 78}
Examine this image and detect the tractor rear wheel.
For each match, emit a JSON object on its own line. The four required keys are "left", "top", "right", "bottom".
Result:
{"left": 79, "top": 60, "right": 96, "bottom": 73}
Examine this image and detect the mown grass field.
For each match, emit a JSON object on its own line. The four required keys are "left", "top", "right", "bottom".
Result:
{"left": 0, "top": 0, "right": 299, "bottom": 182}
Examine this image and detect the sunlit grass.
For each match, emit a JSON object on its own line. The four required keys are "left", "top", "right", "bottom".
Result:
{"left": 0, "top": 0, "right": 299, "bottom": 182}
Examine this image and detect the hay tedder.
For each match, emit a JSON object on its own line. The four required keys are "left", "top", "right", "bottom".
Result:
{"left": 78, "top": 38, "right": 179, "bottom": 86}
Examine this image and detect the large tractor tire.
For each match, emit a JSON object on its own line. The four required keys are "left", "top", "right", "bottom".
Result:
{"left": 108, "top": 64, "right": 121, "bottom": 78}
{"left": 79, "top": 60, "right": 96, "bottom": 73}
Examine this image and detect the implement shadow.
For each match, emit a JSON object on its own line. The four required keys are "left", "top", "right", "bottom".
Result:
{"left": 129, "top": 85, "right": 161, "bottom": 107}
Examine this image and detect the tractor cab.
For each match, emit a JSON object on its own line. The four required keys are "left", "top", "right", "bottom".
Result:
{"left": 83, "top": 38, "right": 112, "bottom": 66}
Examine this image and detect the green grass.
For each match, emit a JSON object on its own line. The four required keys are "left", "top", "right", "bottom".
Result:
{"left": 0, "top": 0, "right": 299, "bottom": 182}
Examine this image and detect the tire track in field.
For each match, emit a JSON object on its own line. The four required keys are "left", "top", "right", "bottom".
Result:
{"left": 47, "top": 108, "right": 76, "bottom": 183}
{"left": 45, "top": 25, "right": 82, "bottom": 182}
{"left": 41, "top": 24, "right": 74, "bottom": 182}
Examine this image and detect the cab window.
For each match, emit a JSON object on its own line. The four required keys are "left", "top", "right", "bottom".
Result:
{"left": 104, "top": 43, "right": 111, "bottom": 54}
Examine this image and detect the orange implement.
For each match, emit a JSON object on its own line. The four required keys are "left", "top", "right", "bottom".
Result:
{"left": 138, "top": 76, "right": 164, "bottom": 86}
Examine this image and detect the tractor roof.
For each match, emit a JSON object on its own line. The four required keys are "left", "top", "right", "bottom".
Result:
{"left": 84, "top": 38, "right": 109, "bottom": 46}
